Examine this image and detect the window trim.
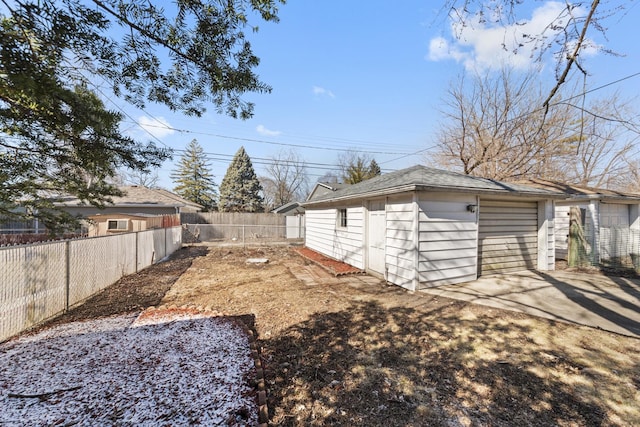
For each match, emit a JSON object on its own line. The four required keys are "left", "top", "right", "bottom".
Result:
{"left": 337, "top": 208, "right": 348, "bottom": 229}
{"left": 107, "top": 219, "right": 129, "bottom": 231}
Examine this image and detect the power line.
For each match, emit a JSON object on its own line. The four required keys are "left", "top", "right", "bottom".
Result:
{"left": 120, "top": 120, "right": 416, "bottom": 156}
{"left": 88, "top": 67, "right": 640, "bottom": 177}
{"left": 379, "top": 145, "right": 438, "bottom": 165}
{"left": 171, "top": 148, "right": 396, "bottom": 175}
{"left": 88, "top": 79, "right": 172, "bottom": 151}
{"left": 477, "top": 70, "right": 640, "bottom": 135}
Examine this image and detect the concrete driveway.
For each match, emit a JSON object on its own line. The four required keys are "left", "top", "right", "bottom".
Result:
{"left": 420, "top": 270, "right": 640, "bottom": 338}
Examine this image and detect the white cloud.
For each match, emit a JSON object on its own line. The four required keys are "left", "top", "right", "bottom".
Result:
{"left": 137, "top": 116, "right": 175, "bottom": 139}
{"left": 427, "top": 2, "right": 594, "bottom": 71}
{"left": 312, "top": 86, "right": 335, "bottom": 98}
{"left": 256, "top": 124, "right": 282, "bottom": 137}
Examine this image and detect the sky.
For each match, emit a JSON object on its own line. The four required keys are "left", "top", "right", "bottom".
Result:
{"left": 111, "top": 1, "right": 640, "bottom": 191}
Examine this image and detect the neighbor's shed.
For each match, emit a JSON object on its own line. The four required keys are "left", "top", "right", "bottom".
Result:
{"left": 272, "top": 201, "right": 306, "bottom": 239}
{"left": 303, "top": 165, "right": 563, "bottom": 291}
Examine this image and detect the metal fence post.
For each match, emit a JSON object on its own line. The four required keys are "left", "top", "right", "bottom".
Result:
{"left": 135, "top": 231, "right": 139, "bottom": 273}
{"left": 65, "top": 240, "right": 70, "bottom": 312}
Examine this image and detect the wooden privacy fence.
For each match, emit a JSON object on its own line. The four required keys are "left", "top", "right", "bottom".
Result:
{"left": 138, "top": 213, "right": 181, "bottom": 229}
{"left": 0, "top": 226, "right": 182, "bottom": 342}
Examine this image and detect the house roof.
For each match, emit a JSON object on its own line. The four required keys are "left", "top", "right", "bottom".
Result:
{"left": 55, "top": 186, "right": 204, "bottom": 210}
{"left": 511, "top": 179, "right": 640, "bottom": 203}
{"left": 271, "top": 201, "right": 305, "bottom": 215}
{"left": 88, "top": 212, "right": 161, "bottom": 219}
{"left": 306, "top": 182, "right": 352, "bottom": 201}
{"left": 303, "top": 165, "right": 563, "bottom": 205}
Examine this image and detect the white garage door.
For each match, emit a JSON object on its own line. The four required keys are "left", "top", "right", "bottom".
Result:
{"left": 478, "top": 200, "right": 538, "bottom": 275}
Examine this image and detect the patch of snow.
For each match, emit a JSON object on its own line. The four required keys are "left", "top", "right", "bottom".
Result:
{"left": 0, "top": 311, "right": 257, "bottom": 426}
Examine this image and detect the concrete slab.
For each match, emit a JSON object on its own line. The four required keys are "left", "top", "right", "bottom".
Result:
{"left": 420, "top": 270, "right": 640, "bottom": 338}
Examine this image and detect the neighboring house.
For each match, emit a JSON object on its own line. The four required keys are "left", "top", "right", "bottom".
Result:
{"left": 2, "top": 186, "right": 201, "bottom": 234}
{"left": 87, "top": 213, "right": 179, "bottom": 237}
{"left": 272, "top": 201, "right": 305, "bottom": 239}
{"left": 55, "top": 186, "right": 203, "bottom": 217}
{"left": 270, "top": 181, "right": 354, "bottom": 239}
{"left": 306, "top": 182, "right": 352, "bottom": 201}
{"left": 513, "top": 179, "right": 640, "bottom": 268}
{"left": 303, "top": 165, "right": 564, "bottom": 291}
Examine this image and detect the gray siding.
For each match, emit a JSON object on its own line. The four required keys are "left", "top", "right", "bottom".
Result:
{"left": 305, "top": 205, "right": 364, "bottom": 269}
{"left": 385, "top": 195, "right": 416, "bottom": 290}
{"left": 479, "top": 199, "right": 538, "bottom": 274}
{"left": 417, "top": 193, "right": 478, "bottom": 288}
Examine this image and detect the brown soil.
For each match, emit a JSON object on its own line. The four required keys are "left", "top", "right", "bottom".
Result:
{"left": 42, "top": 246, "right": 209, "bottom": 326}
{"left": 41, "top": 245, "right": 640, "bottom": 426}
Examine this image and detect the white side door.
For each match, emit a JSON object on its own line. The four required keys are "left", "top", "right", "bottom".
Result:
{"left": 367, "top": 200, "right": 386, "bottom": 274}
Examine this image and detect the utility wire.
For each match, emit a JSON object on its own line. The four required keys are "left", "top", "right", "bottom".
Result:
{"left": 89, "top": 68, "right": 640, "bottom": 174}
{"left": 119, "top": 120, "right": 415, "bottom": 156}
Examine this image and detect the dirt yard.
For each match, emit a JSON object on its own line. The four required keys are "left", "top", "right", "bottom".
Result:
{"left": 44, "top": 245, "right": 640, "bottom": 426}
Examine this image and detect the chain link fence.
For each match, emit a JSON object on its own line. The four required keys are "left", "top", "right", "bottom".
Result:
{"left": 1, "top": 241, "right": 68, "bottom": 343}
{"left": 183, "top": 223, "right": 301, "bottom": 245}
{"left": 566, "top": 206, "right": 640, "bottom": 273}
{"left": 181, "top": 212, "right": 304, "bottom": 245}
{"left": 0, "top": 226, "right": 182, "bottom": 342}
{"left": 598, "top": 227, "right": 640, "bottom": 272}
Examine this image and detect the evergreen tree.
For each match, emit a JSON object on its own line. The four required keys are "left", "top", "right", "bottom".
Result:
{"left": 171, "top": 140, "right": 217, "bottom": 210}
{"left": 340, "top": 154, "right": 382, "bottom": 184}
{"left": 219, "top": 147, "right": 264, "bottom": 212}
{"left": 0, "top": 0, "right": 281, "bottom": 230}
{"left": 368, "top": 159, "right": 382, "bottom": 178}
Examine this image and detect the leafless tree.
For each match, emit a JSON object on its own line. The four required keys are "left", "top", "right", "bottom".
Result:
{"left": 609, "top": 159, "right": 640, "bottom": 193}
{"left": 563, "top": 95, "right": 636, "bottom": 187}
{"left": 119, "top": 168, "right": 160, "bottom": 188}
{"left": 316, "top": 171, "right": 340, "bottom": 184}
{"left": 260, "top": 150, "right": 309, "bottom": 210}
{"left": 432, "top": 68, "right": 639, "bottom": 188}
{"left": 432, "top": 68, "right": 574, "bottom": 180}
{"left": 440, "top": 0, "right": 628, "bottom": 106}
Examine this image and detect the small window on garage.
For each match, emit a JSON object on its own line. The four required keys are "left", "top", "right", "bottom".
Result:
{"left": 337, "top": 208, "right": 348, "bottom": 228}
{"left": 107, "top": 219, "right": 128, "bottom": 231}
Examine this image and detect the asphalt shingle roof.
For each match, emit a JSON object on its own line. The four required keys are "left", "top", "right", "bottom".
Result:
{"left": 511, "top": 178, "right": 640, "bottom": 201}
{"left": 55, "top": 186, "right": 203, "bottom": 209}
{"left": 304, "top": 165, "right": 562, "bottom": 204}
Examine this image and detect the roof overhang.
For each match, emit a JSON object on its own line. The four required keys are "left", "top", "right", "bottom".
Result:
{"left": 302, "top": 184, "right": 564, "bottom": 207}
{"left": 556, "top": 194, "right": 640, "bottom": 204}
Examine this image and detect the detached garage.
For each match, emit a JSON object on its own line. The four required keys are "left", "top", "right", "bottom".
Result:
{"left": 303, "top": 165, "right": 561, "bottom": 291}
